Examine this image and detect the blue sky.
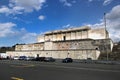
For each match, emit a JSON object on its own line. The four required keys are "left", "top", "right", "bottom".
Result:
{"left": 0, "top": 0, "right": 120, "bottom": 47}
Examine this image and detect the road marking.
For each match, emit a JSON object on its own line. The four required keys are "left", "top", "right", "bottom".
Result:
{"left": 11, "top": 77, "right": 24, "bottom": 80}
{"left": 38, "top": 64, "right": 120, "bottom": 73}
{"left": 1, "top": 61, "right": 120, "bottom": 73}
{"left": 58, "top": 66, "right": 120, "bottom": 73}
{"left": 11, "top": 64, "right": 35, "bottom": 68}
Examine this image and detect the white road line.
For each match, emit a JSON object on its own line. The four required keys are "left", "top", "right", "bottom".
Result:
{"left": 38, "top": 64, "right": 120, "bottom": 73}
{"left": 1, "top": 61, "right": 120, "bottom": 73}
{"left": 11, "top": 77, "right": 24, "bottom": 80}
{"left": 10, "top": 64, "right": 35, "bottom": 68}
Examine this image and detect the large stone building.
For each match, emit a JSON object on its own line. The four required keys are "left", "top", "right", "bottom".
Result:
{"left": 6, "top": 26, "right": 113, "bottom": 60}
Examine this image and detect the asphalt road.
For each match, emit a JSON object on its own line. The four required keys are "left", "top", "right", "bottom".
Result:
{"left": 0, "top": 60, "right": 120, "bottom": 80}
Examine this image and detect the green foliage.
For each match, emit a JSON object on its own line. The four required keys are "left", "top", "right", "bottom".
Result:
{"left": 98, "top": 42, "right": 120, "bottom": 60}
{"left": 0, "top": 46, "right": 15, "bottom": 53}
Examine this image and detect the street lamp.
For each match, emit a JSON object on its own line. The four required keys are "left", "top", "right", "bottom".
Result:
{"left": 67, "top": 53, "right": 69, "bottom": 58}
{"left": 104, "top": 13, "right": 109, "bottom": 61}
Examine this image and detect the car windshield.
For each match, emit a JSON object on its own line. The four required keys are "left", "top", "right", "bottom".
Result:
{"left": 66, "top": 58, "right": 71, "bottom": 59}
{"left": 20, "top": 56, "right": 26, "bottom": 58}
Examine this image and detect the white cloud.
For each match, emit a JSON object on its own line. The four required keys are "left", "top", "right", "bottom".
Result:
{"left": 13, "top": 6, "right": 24, "bottom": 11}
{"left": 106, "top": 5, "right": 120, "bottom": 20}
{"left": 0, "top": 22, "right": 16, "bottom": 37}
{"left": 0, "top": 6, "right": 24, "bottom": 15}
{"left": 38, "top": 15, "right": 45, "bottom": 20}
{"left": 13, "top": 28, "right": 38, "bottom": 44}
{"left": 61, "top": 24, "right": 74, "bottom": 29}
{"left": 85, "top": 22, "right": 104, "bottom": 29}
{"left": 0, "top": 22, "right": 38, "bottom": 46}
{"left": 85, "top": 5, "right": 120, "bottom": 42}
{"left": 106, "top": 5, "right": 120, "bottom": 41}
{"left": 21, "top": 33, "right": 37, "bottom": 43}
{"left": 0, "top": 0, "right": 46, "bottom": 15}
{"left": 0, "top": 6, "right": 11, "bottom": 14}
{"left": 10, "top": 0, "right": 46, "bottom": 12}
{"left": 60, "top": 0, "right": 72, "bottom": 7}
{"left": 103, "top": 0, "right": 113, "bottom": 6}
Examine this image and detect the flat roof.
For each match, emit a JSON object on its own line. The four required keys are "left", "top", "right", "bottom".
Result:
{"left": 45, "top": 26, "right": 91, "bottom": 35}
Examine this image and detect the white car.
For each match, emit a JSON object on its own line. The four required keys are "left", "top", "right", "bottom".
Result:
{"left": 13, "top": 56, "right": 19, "bottom": 60}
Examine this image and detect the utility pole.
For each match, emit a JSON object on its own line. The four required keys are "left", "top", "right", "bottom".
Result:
{"left": 104, "top": 13, "right": 108, "bottom": 61}
{"left": 104, "top": 13, "right": 107, "bottom": 39}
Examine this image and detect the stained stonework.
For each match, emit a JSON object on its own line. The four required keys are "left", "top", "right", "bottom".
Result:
{"left": 6, "top": 26, "right": 113, "bottom": 60}
{"left": 7, "top": 50, "right": 100, "bottom": 60}
{"left": 37, "top": 26, "right": 109, "bottom": 42}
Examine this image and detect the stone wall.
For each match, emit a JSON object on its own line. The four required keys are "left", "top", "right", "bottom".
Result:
{"left": 52, "top": 40, "right": 98, "bottom": 50}
{"left": 37, "top": 27, "right": 108, "bottom": 42}
{"left": 15, "top": 39, "right": 113, "bottom": 54}
{"left": 93, "top": 39, "right": 113, "bottom": 53}
{"left": 15, "top": 43, "right": 44, "bottom": 51}
{"left": 15, "top": 39, "right": 98, "bottom": 51}
{"left": 37, "top": 28, "right": 89, "bottom": 42}
{"left": 88, "top": 28, "right": 109, "bottom": 39}
{"left": 8, "top": 27, "right": 113, "bottom": 60}
{"left": 6, "top": 49, "right": 100, "bottom": 60}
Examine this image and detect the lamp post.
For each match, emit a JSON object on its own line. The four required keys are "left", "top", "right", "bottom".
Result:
{"left": 104, "top": 13, "right": 107, "bottom": 39}
{"left": 67, "top": 53, "right": 69, "bottom": 58}
{"left": 107, "top": 47, "right": 109, "bottom": 61}
{"left": 104, "top": 44, "right": 109, "bottom": 61}
{"left": 104, "top": 13, "right": 109, "bottom": 61}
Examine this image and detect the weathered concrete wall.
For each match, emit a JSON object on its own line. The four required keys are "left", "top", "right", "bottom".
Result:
{"left": 37, "top": 29, "right": 89, "bottom": 42}
{"left": 37, "top": 35, "right": 44, "bottom": 42}
{"left": 88, "top": 28, "right": 109, "bottom": 39}
{"left": 93, "top": 39, "right": 113, "bottom": 53}
{"left": 15, "top": 43, "right": 44, "bottom": 51}
{"left": 82, "top": 30, "right": 88, "bottom": 39}
{"left": 37, "top": 27, "right": 108, "bottom": 42}
{"left": 6, "top": 49, "right": 100, "bottom": 60}
{"left": 44, "top": 42, "right": 53, "bottom": 50}
{"left": 52, "top": 40, "right": 98, "bottom": 50}
{"left": 12, "top": 27, "right": 113, "bottom": 60}
{"left": 15, "top": 39, "right": 113, "bottom": 54}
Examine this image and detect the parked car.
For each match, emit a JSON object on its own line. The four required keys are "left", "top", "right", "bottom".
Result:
{"left": 84, "top": 58, "right": 93, "bottom": 63}
{"left": 0, "top": 57, "right": 2, "bottom": 60}
{"left": 13, "top": 56, "right": 19, "bottom": 60}
{"left": 0, "top": 53, "right": 8, "bottom": 60}
{"left": 18, "top": 56, "right": 27, "bottom": 60}
{"left": 26, "top": 57, "right": 35, "bottom": 61}
{"left": 62, "top": 58, "right": 73, "bottom": 63}
{"left": 35, "top": 57, "right": 45, "bottom": 61}
{"left": 44, "top": 57, "right": 55, "bottom": 62}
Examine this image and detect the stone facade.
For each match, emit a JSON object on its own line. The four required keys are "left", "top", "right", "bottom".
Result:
{"left": 7, "top": 50, "right": 100, "bottom": 60}
{"left": 37, "top": 26, "right": 109, "bottom": 42}
{"left": 6, "top": 26, "right": 113, "bottom": 60}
